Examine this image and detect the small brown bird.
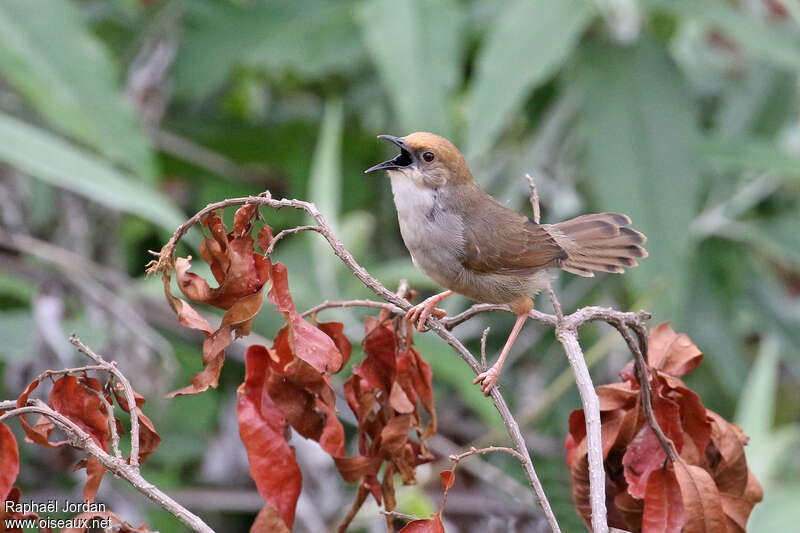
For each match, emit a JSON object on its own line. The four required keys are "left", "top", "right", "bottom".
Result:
{"left": 365, "top": 132, "right": 647, "bottom": 395}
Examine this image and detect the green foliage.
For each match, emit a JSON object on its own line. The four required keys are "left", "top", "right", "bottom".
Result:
{"left": 465, "top": 0, "right": 596, "bottom": 159}
{"left": 0, "top": 0, "right": 155, "bottom": 178}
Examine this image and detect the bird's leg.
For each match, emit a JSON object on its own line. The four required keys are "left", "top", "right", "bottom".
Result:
{"left": 473, "top": 312, "right": 528, "bottom": 395}
{"left": 406, "top": 290, "right": 454, "bottom": 331}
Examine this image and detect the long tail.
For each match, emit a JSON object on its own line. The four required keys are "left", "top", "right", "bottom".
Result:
{"left": 547, "top": 213, "right": 647, "bottom": 277}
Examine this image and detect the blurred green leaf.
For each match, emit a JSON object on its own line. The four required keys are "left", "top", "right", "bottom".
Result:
{"left": 466, "top": 0, "right": 595, "bottom": 159}
{"left": 0, "top": 111, "right": 184, "bottom": 231}
{"left": 575, "top": 38, "right": 700, "bottom": 322}
{"left": 736, "top": 335, "right": 778, "bottom": 442}
{"left": 735, "top": 214, "right": 800, "bottom": 269}
{"left": 176, "top": 0, "right": 365, "bottom": 97}
{"left": 699, "top": 136, "right": 800, "bottom": 179}
{"left": 647, "top": 0, "right": 800, "bottom": 72}
{"left": 309, "top": 97, "right": 344, "bottom": 299}
{"left": 358, "top": 0, "right": 462, "bottom": 136}
{"left": 0, "top": 311, "right": 36, "bottom": 359}
{"left": 747, "top": 483, "right": 800, "bottom": 532}
{"left": 0, "top": 0, "right": 155, "bottom": 179}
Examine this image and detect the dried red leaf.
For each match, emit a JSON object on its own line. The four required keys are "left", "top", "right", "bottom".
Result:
{"left": 0, "top": 487, "right": 45, "bottom": 533}
{"left": 642, "top": 465, "right": 683, "bottom": 533}
{"left": 674, "top": 460, "right": 727, "bottom": 533}
{"left": 333, "top": 456, "right": 382, "bottom": 483}
{"left": 237, "top": 345, "right": 301, "bottom": 530}
{"left": 567, "top": 323, "right": 761, "bottom": 531}
{"left": 0, "top": 423, "right": 19, "bottom": 500}
{"left": 82, "top": 457, "right": 105, "bottom": 502}
{"left": 50, "top": 376, "right": 110, "bottom": 451}
{"left": 316, "top": 321, "right": 353, "bottom": 368}
{"left": 112, "top": 384, "right": 161, "bottom": 463}
{"left": 249, "top": 505, "right": 291, "bottom": 533}
{"left": 267, "top": 262, "right": 343, "bottom": 373}
{"left": 720, "top": 470, "right": 762, "bottom": 533}
{"left": 623, "top": 425, "right": 668, "bottom": 499}
{"left": 647, "top": 323, "right": 703, "bottom": 377}
{"left": 165, "top": 206, "right": 272, "bottom": 396}
{"left": 398, "top": 514, "right": 445, "bottom": 532}
{"left": 440, "top": 470, "right": 455, "bottom": 490}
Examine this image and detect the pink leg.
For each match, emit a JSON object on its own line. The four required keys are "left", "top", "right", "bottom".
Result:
{"left": 473, "top": 313, "right": 528, "bottom": 395}
{"left": 406, "top": 290, "right": 454, "bottom": 331}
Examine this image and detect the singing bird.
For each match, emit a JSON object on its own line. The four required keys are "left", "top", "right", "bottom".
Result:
{"left": 365, "top": 132, "right": 647, "bottom": 395}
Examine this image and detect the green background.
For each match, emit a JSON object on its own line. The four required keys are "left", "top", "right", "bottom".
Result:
{"left": 0, "top": 0, "right": 798, "bottom": 531}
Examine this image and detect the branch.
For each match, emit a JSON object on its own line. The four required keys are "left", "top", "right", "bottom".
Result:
{"left": 69, "top": 335, "right": 141, "bottom": 468}
{"left": 1, "top": 397, "right": 213, "bottom": 533}
{"left": 147, "top": 192, "right": 563, "bottom": 533}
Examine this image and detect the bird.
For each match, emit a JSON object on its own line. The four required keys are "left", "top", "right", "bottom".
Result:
{"left": 365, "top": 132, "right": 647, "bottom": 395}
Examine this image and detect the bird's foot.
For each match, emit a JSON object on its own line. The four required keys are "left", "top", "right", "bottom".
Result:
{"left": 473, "top": 366, "right": 500, "bottom": 396}
{"left": 405, "top": 298, "right": 448, "bottom": 332}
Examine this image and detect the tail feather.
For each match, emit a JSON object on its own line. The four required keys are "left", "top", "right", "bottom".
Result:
{"left": 548, "top": 213, "right": 647, "bottom": 278}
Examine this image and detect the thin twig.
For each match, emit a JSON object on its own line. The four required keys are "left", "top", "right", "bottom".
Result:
{"left": 480, "top": 327, "right": 491, "bottom": 369}
{"left": 264, "top": 225, "right": 323, "bottom": 256}
{"left": 301, "top": 299, "right": 402, "bottom": 318}
{"left": 69, "top": 336, "right": 140, "bottom": 468}
{"left": 1, "top": 399, "right": 213, "bottom": 533}
{"left": 449, "top": 445, "right": 527, "bottom": 465}
{"left": 526, "top": 173, "right": 541, "bottom": 224}
{"left": 611, "top": 320, "right": 677, "bottom": 461}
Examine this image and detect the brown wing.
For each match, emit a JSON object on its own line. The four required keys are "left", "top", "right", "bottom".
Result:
{"left": 460, "top": 196, "right": 566, "bottom": 274}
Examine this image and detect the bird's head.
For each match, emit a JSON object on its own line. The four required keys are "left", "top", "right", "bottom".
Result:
{"left": 364, "top": 132, "right": 473, "bottom": 188}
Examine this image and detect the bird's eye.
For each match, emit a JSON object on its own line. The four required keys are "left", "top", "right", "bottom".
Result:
{"left": 422, "top": 151, "right": 435, "bottom": 162}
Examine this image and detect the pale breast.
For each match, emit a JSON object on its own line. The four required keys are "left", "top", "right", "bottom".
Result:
{"left": 389, "top": 174, "right": 466, "bottom": 288}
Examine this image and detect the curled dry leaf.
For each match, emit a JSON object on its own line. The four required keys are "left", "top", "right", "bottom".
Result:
{"left": 237, "top": 346, "right": 302, "bottom": 531}
{"left": 397, "top": 514, "right": 445, "bottom": 533}
{"left": 339, "top": 314, "right": 437, "bottom": 518}
{"left": 112, "top": 384, "right": 161, "bottom": 463}
{"left": 0, "top": 422, "right": 19, "bottom": 502}
{"left": 0, "top": 487, "right": 45, "bottom": 532}
{"left": 565, "top": 323, "right": 762, "bottom": 532}
{"left": 267, "top": 262, "right": 344, "bottom": 374}
{"left": 164, "top": 204, "right": 271, "bottom": 397}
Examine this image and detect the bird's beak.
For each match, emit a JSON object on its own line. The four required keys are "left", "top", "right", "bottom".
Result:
{"left": 364, "top": 134, "right": 415, "bottom": 174}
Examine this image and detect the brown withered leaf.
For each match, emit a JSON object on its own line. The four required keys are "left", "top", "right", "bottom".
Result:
{"left": 646, "top": 323, "right": 704, "bottom": 377}
{"left": 165, "top": 205, "right": 271, "bottom": 397}
{"left": 82, "top": 457, "right": 105, "bottom": 503}
{"left": 237, "top": 345, "right": 302, "bottom": 531}
{"left": 566, "top": 323, "right": 762, "bottom": 533}
{"left": 15, "top": 378, "right": 66, "bottom": 448}
{"left": 258, "top": 337, "right": 346, "bottom": 457}
{"left": 112, "top": 384, "right": 161, "bottom": 463}
{"left": 623, "top": 425, "right": 668, "bottom": 499}
{"left": 49, "top": 376, "right": 110, "bottom": 451}
{"left": 674, "top": 460, "right": 727, "bottom": 533}
{"left": 0, "top": 423, "right": 19, "bottom": 501}
{"left": 267, "top": 262, "right": 343, "bottom": 374}
{"left": 0, "top": 487, "right": 46, "bottom": 533}
{"left": 50, "top": 375, "right": 111, "bottom": 501}
{"left": 249, "top": 505, "right": 291, "bottom": 533}
{"left": 641, "top": 465, "right": 683, "bottom": 533}
{"left": 398, "top": 514, "right": 445, "bottom": 533}
{"left": 336, "top": 313, "right": 437, "bottom": 523}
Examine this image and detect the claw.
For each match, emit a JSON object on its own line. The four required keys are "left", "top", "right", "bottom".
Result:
{"left": 405, "top": 298, "right": 447, "bottom": 331}
{"left": 473, "top": 367, "right": 500, "bottom": 396}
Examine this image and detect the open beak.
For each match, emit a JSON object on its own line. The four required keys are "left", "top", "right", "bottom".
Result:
{"left": 364, "top": 134, "right": 414, "bottom": 174}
